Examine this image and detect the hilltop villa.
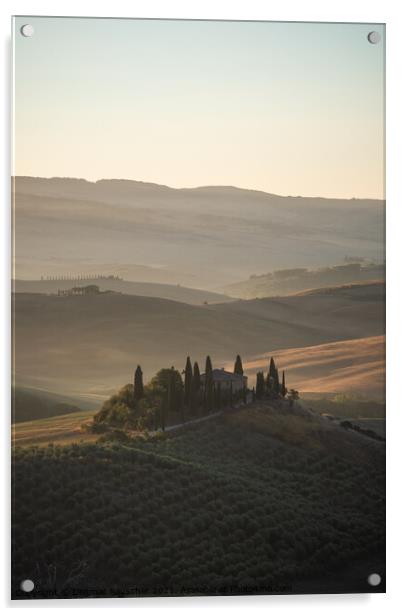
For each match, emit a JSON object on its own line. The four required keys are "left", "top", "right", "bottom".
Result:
{"left": 200, "top": 369, "right": 247, "bottom": 393}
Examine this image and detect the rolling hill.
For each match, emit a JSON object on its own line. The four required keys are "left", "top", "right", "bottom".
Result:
{"left": 12, "top": 409, "right": 97, "bottom": 446}
{"left": 12, "top": 401, "right": 385, "bottom": 597}
{"left": 13, "top": 176, "right": 385, "bottom": 289}
{"left": 238, "top": 335, "right": 385, "bottom": 399}
{"left": 13, "top": 282, "right": 385, "bottom": 400}
{"left": 12, "top": 386, "right": 98, "bottom": 424}
{"left": 13, "top": 278, "right": 233, "bottom": 306}
{"left": 222, "top": 263, "right": 385, "bottom": 299}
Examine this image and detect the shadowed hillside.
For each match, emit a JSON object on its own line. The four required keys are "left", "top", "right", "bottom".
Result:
{"left": 13, "top": 278, "right": 233, "bottom": 306}
{"left": 14, "top": 176, "right": 385, "bottom": 289}
{"left": 12, "top": 402, "right": 385, "bottom": 598}
{"left": 12, "top": 386, "right": 97, "bottom": 424}
{"left": 13, "top": 282, "right": 384, "bottom": 399}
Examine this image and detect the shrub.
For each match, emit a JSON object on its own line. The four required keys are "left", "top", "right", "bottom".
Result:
{"left": 97, "top": 429, "right": 132, "bottom": 444}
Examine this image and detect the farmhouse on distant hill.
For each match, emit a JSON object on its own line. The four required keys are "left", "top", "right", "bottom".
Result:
{"left": 200, "top": 368, "right": 247, "bottom": 393}
{"left": 58, "top": 284, "right": 101, "bottom": 296}
{"left": 57, "top": 285, "right": 121, "bottom": 297}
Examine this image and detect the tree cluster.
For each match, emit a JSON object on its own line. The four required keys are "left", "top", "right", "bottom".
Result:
{"left": 255, "top": 357, "right": 291, "bottom": 401}
{"left": 92, "top": 354, "right": 248, "bottom": 433}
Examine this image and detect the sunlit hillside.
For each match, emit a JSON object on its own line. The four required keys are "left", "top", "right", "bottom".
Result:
{"left": 240, "top": 335, "right": 385, "bottom": 399}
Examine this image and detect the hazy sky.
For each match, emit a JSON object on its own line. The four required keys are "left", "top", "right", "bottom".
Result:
{"left": 14, "top": 17, "right": 385, "bottom": 199}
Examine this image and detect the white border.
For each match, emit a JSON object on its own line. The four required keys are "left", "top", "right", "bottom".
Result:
{"left": 2, "top": 1, "right": 401, "bottom": 614}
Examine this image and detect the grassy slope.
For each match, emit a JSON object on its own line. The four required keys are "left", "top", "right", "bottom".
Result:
{"left": 351, "top": 419, "right": 386, "bottom": 438}
{"left": 299, "top": 396, "right": 386, "bottom": 438}
{"left": 222, "top": 265, "right": 385, "bottom": 299}
{"left": 12, "top": 386, "right": 98, "bottom": 424}
{"left": 300, "top": 396, "right": 386, "bottom": 419}
{"left": 240, "top": 335, "right": 385, "bottom": 399}
{"left": 13, "top": 282, "right": 385, "bottom": 398}
{"left": 12, "top": 402, "right": 385, "bottom": 598}
{"left": 12, "top": 409, "right": 97, "bottom": 447}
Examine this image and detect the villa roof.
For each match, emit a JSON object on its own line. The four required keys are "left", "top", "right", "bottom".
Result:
{"left": 200, "top": 369, "right": 245, "bottom": 382}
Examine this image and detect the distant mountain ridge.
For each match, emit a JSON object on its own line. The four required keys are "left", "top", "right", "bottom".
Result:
{"left": 17, "top": 175, "right": 378, "bottom": 201}
{"left": 13, "top": 176, "right": 385, "bottom": 288}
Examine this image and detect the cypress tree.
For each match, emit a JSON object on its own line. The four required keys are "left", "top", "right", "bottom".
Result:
{"left": 234, "top": 354, "right": 244, "bottom": 375}
{"left": 134, "top": 365, "right": 144, "bottom": 401}
{"left": 204, "top": 356, "right": 213, "bottom": 413}
{"left": 273, "top": 367, "right": 280, "bottom": 395}
{"left": 206, "top": 376, "right": 214, "bottom": 413}
{"left": 193, "top": 362, "right": 201, "bottom": 391}
{"left": 281, "top": 370, "right": 287, "bottom": 397}
{"left": 205, "top": 355, "right": 213, "bottom": 375}
{"left": 267, "top": 358, "right": 280, "bottom": 395}
{"left": 256, "top": 372, "right": 265, "bottom": 399}
{"left": 184, "top": 356, "right": 193, "bottom": 406}
{"left": 216, "top": 382, "right": 222, "bottom": 409}
{"left": 268, "top": 357, "right": 276, "bottom": 380}
{"left": 192, "top": 361, "right": 201, "bottom": 413}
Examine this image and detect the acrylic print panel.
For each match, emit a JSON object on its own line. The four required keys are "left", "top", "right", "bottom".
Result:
{"left": 12, "top": 17, "right": 385, "bottom": 599}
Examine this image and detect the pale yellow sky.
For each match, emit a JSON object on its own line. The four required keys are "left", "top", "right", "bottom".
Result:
{"left": 14, "top": 18, "right": 385, "bottom": 199}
